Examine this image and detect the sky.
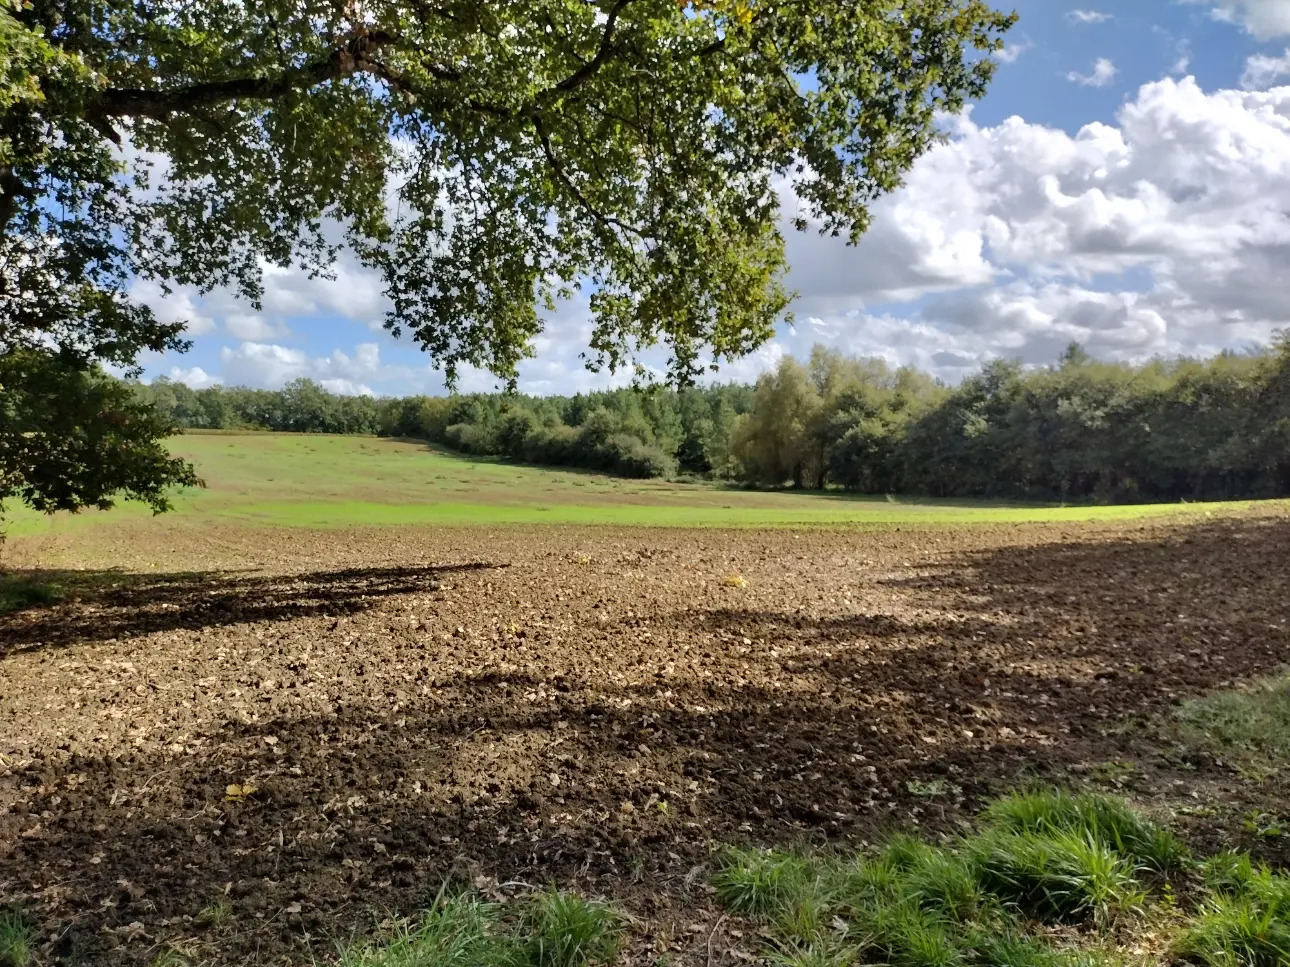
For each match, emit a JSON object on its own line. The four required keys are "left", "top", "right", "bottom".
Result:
{"left": 138, "top": 0, "right": 1290, "bottom": 397}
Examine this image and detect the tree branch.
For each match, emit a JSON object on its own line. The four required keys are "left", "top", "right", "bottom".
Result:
{"left": 540, "top": 0, "right": 634, "bottom": 99}
{"left": 531, "top": 113, "right": 643, "bottom": 241}
{"left": 94, "top": 29, "right": 398, "bottom": 119}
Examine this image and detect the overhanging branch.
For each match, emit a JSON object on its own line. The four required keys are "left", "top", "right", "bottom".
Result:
{"left": 94, "top": 29, "right": 398, "bottom": 120}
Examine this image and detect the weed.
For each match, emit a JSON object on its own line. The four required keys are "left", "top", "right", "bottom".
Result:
{"left": 906, "top": 778, "right": 962, "bottom": 799}
{"left": 901, "top": 846, "right": 983, "bottom": 921}
{"left": 1177, "top": 889, "right": 1290, "bottom": 966}
{"left": 824, "top": 853, "right": 902, "bottom": 914}
{"left": 964, "top": 928, "right": 1071, "bottom": 967}
{"left": 850, "top": 900, "right": 961, "bottom": 967}
{"left": 150, "top": 950, "right": 194, "bottom": 967}
{"left": 1086, "top": 761, "right": 1138, "bottom": 788}
{"left": 720, "top": 574, "right": 748, "bottom": 588}
{"left": 1242, "top": 811, "right": 1284, "bottom": 839}
{"left": 1200, "top": 853, "right": 1262, "bottom": 897}
{"left": 0, "top": 911, "right": 32, "bottom": 967}
{"left": 327, "top": 890, "right": 508, "bottom": 967}
{"left": 197, "top": 896, "right": 234, "bottom": 925}
{"left": 768, "top": 940, "right": 858, "bottom": 967}
{"left": 711, "top": 791, "right": 1290, "bottom": 967}
{"left": 0, "top": 575, "right": 64, "bottom": 616}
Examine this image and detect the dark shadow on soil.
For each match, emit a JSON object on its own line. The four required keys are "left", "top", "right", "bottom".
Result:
{"left": 0, "top": 563, "right": 507, "bottom": 654}
{"left": 2, "top": 517, "right": 1287, "bottom": 964}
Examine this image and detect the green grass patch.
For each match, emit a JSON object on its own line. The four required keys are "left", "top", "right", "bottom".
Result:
{"left": 982, "top": 788, "right": 1189, "bottom": 874}
{"left": 0, "top": 910, "right": 33, "bottom": 967}
{"left": 1175, "top": 671, "right": 1290, "bottom": 780}
{"left": 712, "top": 789, "right": 1287, "bottom": 967}
{"left": 322, "top": 887, "right": 619, "bottom": 967}
{"left": 3, "top": 432, "right": 1283, "bottom": 539}
{"left": 1179, "top": 856, "right": 1290, "bottom": 965}
{"left": 0, "top": 572, "right": 65, "bottom": 616}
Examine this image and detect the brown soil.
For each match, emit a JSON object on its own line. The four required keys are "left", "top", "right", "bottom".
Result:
{"left": 1, "top": 515, "right": 1288, "bottom": 965}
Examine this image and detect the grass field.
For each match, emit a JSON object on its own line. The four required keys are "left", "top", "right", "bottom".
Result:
{"left": 2, "top": 431, "right": 1281, "bottom": 539}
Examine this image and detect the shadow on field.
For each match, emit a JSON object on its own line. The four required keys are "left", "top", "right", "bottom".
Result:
{"left": 0, "top": 562, "right": 505, "bottom": 654}
{"left": 1, "top": 517, "right": 1287, "bottom": 964}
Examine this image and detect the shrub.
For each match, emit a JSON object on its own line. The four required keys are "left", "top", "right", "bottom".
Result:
{"left": 444, "top": 421, "right": 501, "bottom": 455}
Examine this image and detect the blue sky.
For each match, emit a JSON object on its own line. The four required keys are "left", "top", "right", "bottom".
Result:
{"left": 139, "top": 0, "right": 1290, "bottom": 396}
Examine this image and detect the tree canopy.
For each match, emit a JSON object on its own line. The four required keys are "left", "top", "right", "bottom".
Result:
{"left": 135, "top": 337, "right": 1290, "bottom": 503}
{"left": 0, "top": 0, "right": 1014, "bottom": 518}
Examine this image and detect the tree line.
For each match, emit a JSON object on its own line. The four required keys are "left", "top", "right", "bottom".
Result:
{"left": 135, "top": 338, "right": 1290, "bottom": 503}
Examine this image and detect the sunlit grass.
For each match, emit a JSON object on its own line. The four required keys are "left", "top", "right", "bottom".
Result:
{"left": 4, "top": 432, "right": 1283, "bottom": 539}
{"left": 711, "top": 790, "right": 1233, "bottom": 967}
{"left": 323, "top": 888, "right": 619, "bottom": 967}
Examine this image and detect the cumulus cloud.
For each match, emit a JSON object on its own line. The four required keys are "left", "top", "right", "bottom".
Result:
{"left": 217, "top": 341, "right": 389, "bottom": 395}
{"left": 770, "top": 76, "right": 1290, "bottom": 378}
{"left": 157, "top": 74, "right": 1290, "bottom": 391}
{"left": 166, "top": 366, "right": 223, "bottom": 388}
{"left": 1242, "top": 48, "right": 1290, "bottom": 88}
{"left": 1066, "top": 9, "right": 1113, "bottom": 24}
{"left": 1067, "top": 58, "right": 1119, "bottom": 87}
{"left": 224, "top": 313, "right": 291, "bottom": 341}
{"left": 129, "top": 280, "right": 216, "bottom": 335}
{"left": 1192, "top": 0, "right": 1290, "bottom": 39}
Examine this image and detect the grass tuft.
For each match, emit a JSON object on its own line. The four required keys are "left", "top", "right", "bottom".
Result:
{"left": 967, "top": 828, "right": 1145, "bottom": 927}
{"left": 0, "top": 911, "right": 33, "bottom": 967}
{"left": 712, "top": 790, "right": 1290, "bottom": 967}
{"left": 982, "top": 787, "right": 1188, "bottom": 874}
{"left": 327, "top": 890, "right": 510, "bottom": 967}
{"left": 0, "top": 574, "right": 64, "bottom": 616}
{"left": 323, "top": 887, "right": 621, "bottom": 967}
{"left": 517, "top": 889, "right": 621, "bottom": 967}
{"left": 1175, "top": 671, "right": 1290, "bottom": 780}
{"left": 1177, "top": 886, "right": 1290, "bottom": 966}
{"left": 714, "top": 848, "right": 814, "bottom": 918}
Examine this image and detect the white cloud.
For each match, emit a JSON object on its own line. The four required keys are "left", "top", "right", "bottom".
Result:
{"left": 769, "top": 76, "right": 1290, "bottom": 380}
{"left": 258, "top": 257, "right": 387, "bottom": 326}
{"left": 1192, "top": 0, "right": 1290, "bottom": 39}
{"left": 1066, "top": 9, "right": 1113, "bottom": 24}
{"left": 218, "top": 341, "right": 387, "bottom": 395}
{"left": 1242, "top": 47, "right": 1290, "bottom": 88}
{"left": 166, "top": 366, "right": 223, "bottom": 389}
{"left": 1067, "top": 58, "right": 1119, "bottom": 87}
{"left": 996, "top": 39, "right": 1033, "bottom": 64}
{"left": 129, "top": 279, "right": 216, "bottom": 335}
{"left": 150, "top": 75, "right": 1290, "bottom": 392}
{"left": 224, "top": 313, "right": 290, "bottom": 341}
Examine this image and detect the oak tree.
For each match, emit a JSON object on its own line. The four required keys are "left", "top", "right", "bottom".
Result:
{"left": 0, "top": 0, "right": 1014, "bottom": 518}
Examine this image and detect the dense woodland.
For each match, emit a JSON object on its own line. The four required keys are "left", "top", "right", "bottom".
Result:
{"left": 135, "top": 340, "right": 1290, "bottom": 502}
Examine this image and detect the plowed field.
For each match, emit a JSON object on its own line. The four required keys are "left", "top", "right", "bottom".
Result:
{"left": 2, "top": 511, "right": 1288, "bottom": 964}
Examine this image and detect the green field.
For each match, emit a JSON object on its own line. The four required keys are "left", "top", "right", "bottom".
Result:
{"left": 4, "top": 431, "right": 1282, "bottom": 537}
